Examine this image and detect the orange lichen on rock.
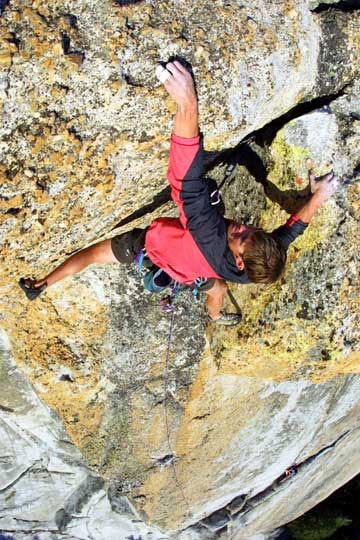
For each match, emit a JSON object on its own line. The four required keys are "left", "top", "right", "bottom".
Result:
{"left": 1, "top": 280, "right": 109, "bottom": 448}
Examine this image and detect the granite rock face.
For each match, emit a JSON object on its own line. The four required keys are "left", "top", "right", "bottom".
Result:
{"left": 0, "top": 329, "right": 166, "bottom": 540}
{"left": 0, "top": 1, "right": 359, "bottom": 539}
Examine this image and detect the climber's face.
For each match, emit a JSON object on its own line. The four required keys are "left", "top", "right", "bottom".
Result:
{"left": 227, "top": 222, "right": 260, "bottom": 270}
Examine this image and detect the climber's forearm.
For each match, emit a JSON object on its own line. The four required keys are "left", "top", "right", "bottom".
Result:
{"left": 296, "top": 170, "right": 340, "bottom": 223}
{"left": 173, "top": 103, "right": 199, "bottom": 138}
{"left": 295, "top": 192, "right": 325, "bottom": 224}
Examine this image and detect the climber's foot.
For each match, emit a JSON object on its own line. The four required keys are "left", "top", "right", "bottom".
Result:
{"left": 208, "top": 311, "right": 242, "bottom": 326}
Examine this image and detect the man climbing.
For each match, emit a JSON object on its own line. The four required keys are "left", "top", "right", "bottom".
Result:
{"left": 19, "top": 61, "right": 339, "bottom": 325}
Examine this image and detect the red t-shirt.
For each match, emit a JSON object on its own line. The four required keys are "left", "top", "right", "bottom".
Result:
{"left": 145, "top": 134, "right": 307, "bottom": 285}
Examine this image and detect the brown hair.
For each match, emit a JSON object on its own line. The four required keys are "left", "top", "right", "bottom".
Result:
{"left": 242, "top": 230, "right": 286, "bottom": 283}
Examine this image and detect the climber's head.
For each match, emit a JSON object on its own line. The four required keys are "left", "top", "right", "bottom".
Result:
{"left": 227, "top": 222, "right": 286, "bottom": 283}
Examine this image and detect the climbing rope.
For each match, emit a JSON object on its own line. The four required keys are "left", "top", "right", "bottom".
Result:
{"left": 163, "top": 308, "right": 193, "bottom": 518}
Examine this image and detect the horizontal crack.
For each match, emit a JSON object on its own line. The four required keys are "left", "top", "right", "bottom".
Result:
{"left": 273, "top": 429, "right": 351, "bottom": 484}
{"left": 239, "top": 429, "right": 352, "bottom": 514}
{"left": 122, "top": 74, "right": 146, "bottom": 88}
{"left": 183, "top": 428, "right": 354, "bottom": 534}
{"left": 191, "top": 413, "right": 211, "bottom": 421}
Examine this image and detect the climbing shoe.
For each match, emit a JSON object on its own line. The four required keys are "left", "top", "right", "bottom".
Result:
{"left": 208, "top": 311, "right": 242, "bottom": 326}
{"left": 19, "top": 278, "right": 47, "bottom": 301}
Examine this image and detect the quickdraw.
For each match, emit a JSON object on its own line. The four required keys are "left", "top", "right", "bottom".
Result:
{"left": 191, "top": 277, "right": 208, "bottom": 299}
{"left": 160, "top": 282, "right": 183, "bottom": 312}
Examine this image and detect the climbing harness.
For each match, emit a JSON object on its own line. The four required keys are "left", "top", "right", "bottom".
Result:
{"left": 143, "top": 267, "right": 172, "bottom": 294}
{"left": 135, "top": 247, "right": 174, "bottom": 294}
{"left": 134, "top": 247, "right": 210, "bottom": 311}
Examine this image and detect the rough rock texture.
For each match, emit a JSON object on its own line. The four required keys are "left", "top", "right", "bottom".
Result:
{"left": 0, "top": 1, "right": 359, "bottom": 539}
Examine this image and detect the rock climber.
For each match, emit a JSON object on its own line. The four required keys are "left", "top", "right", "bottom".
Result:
{"left": 19, "top": 61, "right": 339, "bottom": 325}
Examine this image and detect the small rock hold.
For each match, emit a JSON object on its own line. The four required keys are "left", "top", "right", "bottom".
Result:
{"left": 59, "top": 372, "right": 74, "bottom": 382}
{"left": 61, "top": 34, "right": 71, "bottom": 54}
{"left": 154, "top": 454, "right": 175, "bottom": 467}
{"left": 0, "top": 50, "right": 12, "bottom": 68}
{"left": 66, "top": 51, "right": 84, "bottom": 68}
{"left": 5, "top": 207, "right": 21, "bottom": 215}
